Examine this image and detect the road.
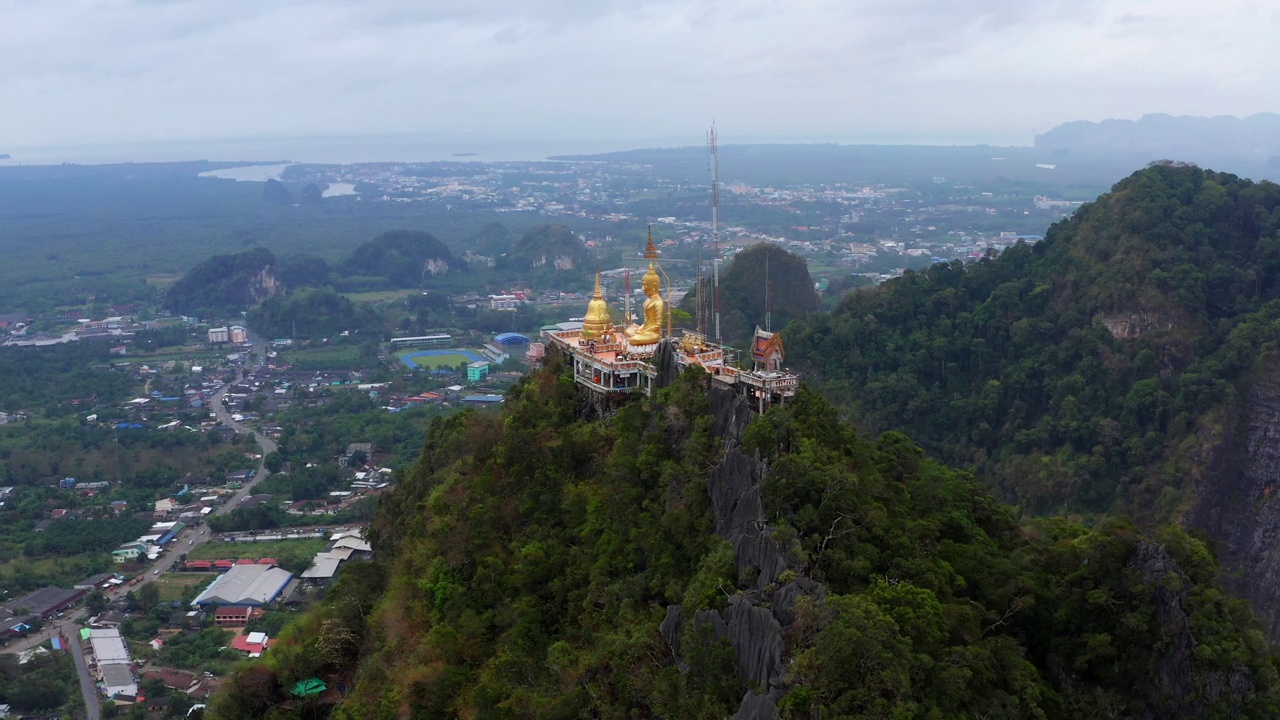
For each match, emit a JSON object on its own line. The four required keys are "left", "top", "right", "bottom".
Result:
{"left": 4, "top": 345, "right": 278, "bottom": 715}
{"left": 67, "top": 629, "right": 101, "bottom": 720}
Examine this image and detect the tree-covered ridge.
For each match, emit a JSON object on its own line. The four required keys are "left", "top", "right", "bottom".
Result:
{"left": 209, "top": 360, "right": 1280, "bottom": 719}
{"left": 345, "top": 230, "right": 460, "bottom": 288}
{"left": 163, "top": 246, "right": 281, "bottom": 316}
{"left": 500, "top": 222, "right": 590, "bottom": 276}
{"left": 682, "top": 242, "right": 820, "bottom": 346}
{"left": 788, "top": 163, "right": 1280, "bottom": 520}
{"left": 245, "top": 286, "right": 379, "bottom": 341}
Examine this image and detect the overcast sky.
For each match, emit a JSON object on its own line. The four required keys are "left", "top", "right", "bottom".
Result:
{"left": 2, "top": 0, "right": 1278, "bottom": 154}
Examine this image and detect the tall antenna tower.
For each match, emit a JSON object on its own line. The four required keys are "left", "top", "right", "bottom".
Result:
{"left": 624, "top": 268, "right": 632, "bottom": 327}
{"left": 694, "top": 244, "right": 706, "bottom": 335}
{"left": 708, "top": 123, "right": 722, "bottom": 344}
{"left": 765, "top": 248, "right": 772, "bottom": 332}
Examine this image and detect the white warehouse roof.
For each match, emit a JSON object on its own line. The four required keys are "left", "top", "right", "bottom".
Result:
{"left": 301, "top": 558, "right": 341, "bottom": 579}
{"left": 89, "top": 629, "right": 130, "bottom": 664}
{"left": 191, "top": 564, "right": 293, "bottom": 607}
{"left": 100, "top": 663, "right": 137, "bottom": 698}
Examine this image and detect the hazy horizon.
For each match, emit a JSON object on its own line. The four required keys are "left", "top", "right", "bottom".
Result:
{"left": 5, "top": 0, "right": 1278, "bottom": 159}
{"left": 1, "top": 128, "right": 1047, "bottom": 167}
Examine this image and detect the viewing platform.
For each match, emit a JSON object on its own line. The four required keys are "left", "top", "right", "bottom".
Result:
{"left": 545, "top": 325, "right": 798, "bottom": 412}
{"left": 544, "top": 234, "right": 798, "bottom": 412}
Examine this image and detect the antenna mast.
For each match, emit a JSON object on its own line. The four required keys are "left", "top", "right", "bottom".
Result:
{"left": 709, "top": 123, "right": 722, "bottom": 344}
{"left": 624, "top": 268, "right": 631, "bottom": 327}
{"left": 765, "top": 249, "right": 772, "bottom": 332}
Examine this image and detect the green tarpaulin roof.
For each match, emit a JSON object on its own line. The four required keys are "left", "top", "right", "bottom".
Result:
{"left": 291, "top": 678, "right": 326, "bottom": 696}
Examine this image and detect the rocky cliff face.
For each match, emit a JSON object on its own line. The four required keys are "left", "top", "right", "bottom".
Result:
{"left": 422, "top": 258, "right": 450, "bottom": 276}
{"left": 1129, "top": 541, "right": 1255, "bottom": 719}
{"left": 1095, "top": 310, "right": 1185, "bottom": 340}
{"left": 249, "top": 266, "right": 280, "bottom": 304}
{"left": 659, "top": 386, "right": 826, "bottom": 719}
{"left": 1192, "top": 359, "right": 1280, "bottom": 640}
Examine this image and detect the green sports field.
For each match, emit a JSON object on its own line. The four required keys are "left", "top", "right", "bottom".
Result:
{"left": 396, "top": 348, "right": 483, "bottom": 370}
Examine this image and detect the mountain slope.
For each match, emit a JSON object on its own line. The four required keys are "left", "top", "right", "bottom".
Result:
{"left": 208, "top": 356, "right": 1280, "bottom": 719}
{"left": 163, "top": 246, "right": 280, "bottom": 316}
{"left": 499, "top": 223, "right": 589, "bottom": 277}
{"left": 345, "top": 230, "right": 460, "bottom": 288}
{"left": 787, "top": 162, "right": 1280, "bottom": 633}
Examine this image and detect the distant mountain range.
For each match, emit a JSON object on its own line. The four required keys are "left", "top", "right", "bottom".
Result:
{"left": 1036, "top": 113, "right": 1280, "bottom": 164}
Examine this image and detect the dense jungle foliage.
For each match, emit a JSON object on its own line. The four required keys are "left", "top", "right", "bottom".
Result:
{"left": 0, "top": 342, "right": 135, "bottom": 412}
{"left": 246, "top": 287, "right": 380, "bottom": 341}
{"left": 789, "top": 163, "right": 1280, "bottom": 520}
{"left": 208, "top": 358, "right": 1280, "bottom": 719}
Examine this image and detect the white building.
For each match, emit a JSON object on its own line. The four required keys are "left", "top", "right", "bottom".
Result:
{"left": 100, "top": 663, "right": 137, "bottom": 699}
{"left": 208, "top": 327, "right": 230, "bottom": 343}
{"left": 488, "top": 294, "right": 521, "bottom": 310}
{"left": 191, "top": 564, "right": 294, "bottom": 607}
{"left": 89, "top": 629, "right": 131, "bottom": 665}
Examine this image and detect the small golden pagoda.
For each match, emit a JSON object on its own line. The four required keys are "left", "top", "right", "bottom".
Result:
{"left": 581, "top": 271, "right": 613, "bottom": 340}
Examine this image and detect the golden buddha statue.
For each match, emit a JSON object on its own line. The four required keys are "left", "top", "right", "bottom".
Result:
{"left": 581, "top": 272, "right": 613, "bottom": 340}
{"left": 626, "top": 261, "right": 665, "bottom": 345}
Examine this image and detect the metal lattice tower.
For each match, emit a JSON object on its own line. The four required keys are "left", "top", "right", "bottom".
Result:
{"left": 708, "top": 123, "right": 722, "bottom": 344}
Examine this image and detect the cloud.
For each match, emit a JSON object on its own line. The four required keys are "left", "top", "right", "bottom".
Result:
{"left": 0, "top": 0, "right": 1276, "bottom": 153}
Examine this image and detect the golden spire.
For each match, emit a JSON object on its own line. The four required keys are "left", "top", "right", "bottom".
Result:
{"left": 644, "top": 226, "right": 660, "bottom": 260}
{"left": 581, "top": 270, "right": 613, "bottom": 340}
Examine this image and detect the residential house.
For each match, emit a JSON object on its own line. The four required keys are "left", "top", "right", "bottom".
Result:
{"left": 112, "top": 541, "right": 148, "bottom": 563}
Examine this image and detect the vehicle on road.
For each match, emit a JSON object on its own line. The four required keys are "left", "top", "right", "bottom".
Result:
{"left": 153, "top": 569, "right": 160, "bottom": 576}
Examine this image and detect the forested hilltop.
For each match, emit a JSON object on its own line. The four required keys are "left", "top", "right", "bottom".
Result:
{"left": 787, "top": 162, "right": 1280, "bottom": 636}
{"left": 209, "top": 356, "right": 1280, "bottom": 719}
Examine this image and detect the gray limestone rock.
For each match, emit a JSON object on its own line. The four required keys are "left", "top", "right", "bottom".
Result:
{"left": 659, "top": 604, "right": 683, "bottom": 658}
{"left": 1128, "top": 541, "right": 1254, "bottom": 720}
{"left": 652, "top": 338, "right": 681, "bottom": 390}
{"left": 1191, "top": 361, "right": 1280, "bottom": 641}
{"left": 731, "top": 690, "right": 781, "bottom": 720}
{"left": 725, "top": 596, "right": 784, "bottom": 690}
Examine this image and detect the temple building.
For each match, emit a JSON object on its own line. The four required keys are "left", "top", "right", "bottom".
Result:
{"left": 544, "top": 233, "right": 799, "bottom": 412}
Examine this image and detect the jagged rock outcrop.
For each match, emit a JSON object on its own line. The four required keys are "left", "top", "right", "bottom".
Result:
{"left": 1130, "top": 541, "right": 1255, "bottom": 719}
{"left": 249, "top": 266, "right": 280, "bottom": 304}
{"left": 660, "top": 386, "right": 827, "bottom": 719}
{"left": 652, "top": 339, "right": 681, "bottom": 390}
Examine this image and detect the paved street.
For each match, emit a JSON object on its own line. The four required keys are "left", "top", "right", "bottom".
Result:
{"left": 67, "top": 629, "right": 100, "bottom": 720}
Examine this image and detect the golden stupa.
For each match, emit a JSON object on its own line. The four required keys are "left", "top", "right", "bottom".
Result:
{"left": 581, "top": 271, "right": 613, "bottom": 340}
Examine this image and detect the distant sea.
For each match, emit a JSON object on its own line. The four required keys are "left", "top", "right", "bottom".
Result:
{"left": 0, "top": 133, "right": 699, "bottom": 166}
{"left": 0, "top": 131, "right": 1029, "bottom": 167}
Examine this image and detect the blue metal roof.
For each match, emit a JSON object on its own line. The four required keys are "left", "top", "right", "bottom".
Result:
{"left": 493, "top": 332, "right": 530, "bottom": 346}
